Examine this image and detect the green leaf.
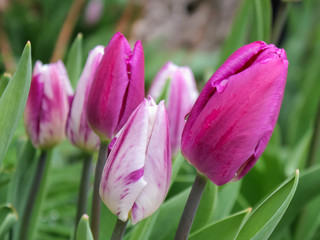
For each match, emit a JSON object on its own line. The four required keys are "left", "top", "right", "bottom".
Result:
{"left": 8, "top": 140, "right": 37, "bottom": 239}
{"left": 66, "top": 33, "right": 83, "bottom": 88}
{"left": 149, "top": 187, "right": 190, "bottom": 240}
{"left": 213, "top": 180, "right": 242, "bottom": 221}
{"left": 0, "top": 42, "right": 32, "bottom": 166}
{"left": 76, "top": 214, "right": 93, "bottom": 240}
{"left": 128, "top": 210, "right": 159, "bottom": 240}
{"left": 189, "top": 208, "right": 251, "bottom": 240}
{"left": 293, "top": 195, "right": 320, "bottom": 240}
{"left": 285, "top": 128, "right": 312, "bottom": 175}
{"left": 272, "top": 165, "right": 320, "bottom": 239}
{"left": 191, "top": 181, "right": 218, "bottom": 233}
{"left": 0, "top": 204, "right": 18, "bottom": 238}
{"left": 0, "top": 73, "right": 11, "bottom": 97}
{"left": 251, "top": 0, "right": 272, "bottom": 42}
{"left": 171, "top": 152, "right": 185, "bottom": 188}
{"left": 235, "top": 170, "right": 299, "bottom": 240}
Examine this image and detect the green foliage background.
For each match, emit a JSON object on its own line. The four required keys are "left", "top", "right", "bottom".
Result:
{"left": 1, "top": 0, "right": 320, "bottom": 239}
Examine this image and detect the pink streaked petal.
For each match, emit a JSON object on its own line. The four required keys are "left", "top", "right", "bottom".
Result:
{"left": 167, "top": 68, "right": 198, "bottom": 155}
{"left": 100, "top": 99, "right": 149, "bottom": 222}
{"left": 148, "top": 61, "right": 176, "bottom": 101}
{"left": 131, "top": 101, "right": 171, "bottom": 224}
{"left": 37, "top": 62, "right": 70, "bottom": 148}
{"left": 116, "top": 40, "right": 145, "bottom": 133}
{"left": 24, "top": 74, "right": 44, "bottom": 147}
{"left": 66, "top": 46, "right": 104, "bottom": 151}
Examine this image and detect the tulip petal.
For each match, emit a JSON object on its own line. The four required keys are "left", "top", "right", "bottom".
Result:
{"left": 66, "top": 46, "right": 104, "bottom": 152}
{"left": 116, "top": 41, "right": 145, "bottom": 133}
{"left": 182, "top": 44, "right": 288, "bottom": 185}
{"left": 87, "top": 33, "right": 132, "bottom": 139}
{"left": 131, "top": 101, "right": 171, "bottom": 224}
{"left": 100, "top": 100, "right": 149, "bottom": 222}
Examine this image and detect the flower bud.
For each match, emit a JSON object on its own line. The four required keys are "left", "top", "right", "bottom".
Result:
{"left": 181, "top": 41, "right": 288, "bottom": 186}
{"left": 100, "top": 96, "right": 171, "bottom": 224}
{"left": 149, "top": 62, "right": 198, "bottom": 156}
{"left": 87, "top": 32, "right": 145, "bottom": 140}
{"left": 24, "top": 61, "right": 73, "bottom": 149}
{"left": 66, "top": 46, "right": 104, "bottom": 152}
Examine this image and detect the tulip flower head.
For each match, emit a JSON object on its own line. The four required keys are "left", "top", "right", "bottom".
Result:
{"left": 24, "top": 61, "right": 73, "bottom": 149}
{"left": 66, "top": 46, "right": 104, "bottom": 152}
{"left": 149, "top": 62, "right": 198, "bottom": 156}
{"left": 87, "top": 32, "right": 145, "bottom": 140}
{"left": 181, "top": 41, "right": 288, "bottom": 186}
{"left": 100, "top": 96, "right": 171, "bottom": 224}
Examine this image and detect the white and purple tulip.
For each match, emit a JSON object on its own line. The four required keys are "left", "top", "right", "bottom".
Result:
{"left": 99, "top": 96, "right": 171, "bottom": 224}
{"left": 149, "top": 62, "right": 198, "bottom": 156}
{"left": 24, "top": 61, "right": 73, "bottom": 149}
{"left": 66, "top": 46, "right": 104, "bottom": 152}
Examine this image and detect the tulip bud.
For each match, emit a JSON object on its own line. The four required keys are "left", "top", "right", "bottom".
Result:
{"left": 100, "top": 96, "right": 171, "bottom": 224}
{"left": 149, "top": 62, "right": 198, "bottom": 156}
{"left": 181, "top": 41, "right": 288, "bottom": 186}
{"left": 24, "top": 61, "right": 73, "bottom": 149}
{"left": 87, "top": 32, "right": 145, "bottom": 140}
{"left": 66, "top": 46, "right": 104, "bottom": 152}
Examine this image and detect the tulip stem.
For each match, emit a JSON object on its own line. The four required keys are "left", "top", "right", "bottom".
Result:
{"left": 175, "top": 172, "right": 208, "bottom": 240}
{"left": 19, "top": 150, "right": 52, "bottom": 240}
{"left": 111, "top": 219, "right": 128, "bottom": 240}
{"left": 91, "top": 141, "right": 109, "bottom": 240}
{"left": 74, "top": 153, "right": 93, "bottom": 238}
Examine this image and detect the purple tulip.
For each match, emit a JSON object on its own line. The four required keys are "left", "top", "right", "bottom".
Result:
{"left": 66, "top": 46, "right": 104, "bottom": 152}
{"left": 24, "top": 61, "right": 73, "bottom": 149}
{"left": 181, "top": 41, "right": 288, "bottom": 186}
{"left": 99, "top": 96, "right": 171, "bottom": 224}
{"left": 149, "top": 62, "right": 198, "bottom": 156}
{"left": 87, "top": 32, "right": 145, "bottom": 140}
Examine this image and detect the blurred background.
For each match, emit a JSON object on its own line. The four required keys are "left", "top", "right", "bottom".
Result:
{"left": 1, "top": 0, "right": 320, "bottom": 239}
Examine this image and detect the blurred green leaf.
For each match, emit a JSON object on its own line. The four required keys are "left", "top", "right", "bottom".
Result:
{"left": 285, "top": 128, "right": 312, "bottom": 175}
{"left": 189, "top": 208, "right": 251, "bottom": 240}
{"left": 213, "top": 180, "right": 242, "bottom": 221}
{"left": 293, "top": 195, "right": 320, "bottom": 240}
{"left": 250, "top": 0, "right": 272, "bottom": 42}
{"left": 191, "top": 181, "right": 218, "bottom": 233}
{"left": 0, "top": 42, "right": 32, "bottom": 166}
{"left": 235, "top": 169, "right": 299, "bottom": 240}
{"left": 76, "top": 214, "right": 93, "bottom": 240}
{"left": 66, "top": 33, "right": 83, "bottom": 88}
{"left": 128, "top": 210, "right": 159, "bottom": 240}
{"left": 149, "top": 187, "right": 190, "bottom": 240}
{"left": 272, "top": 165, "right": 320, "bottom": 239}
{"left": 0, "top": 73, "right": 11, "bottom": 97}
{"left": 219, "top": 0, "right": 252, "bottom": 65}
{"left": 171, "top": 152, "right": 185, "bottom": 188}
{"left": 0, "top": 204, "right": 18, "bottom": 238}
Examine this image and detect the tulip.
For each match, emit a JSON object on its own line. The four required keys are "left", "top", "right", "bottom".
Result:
{"left": 149, "top": 62, "right": 198, "bottom": 156}
{"left": 100, "top": 96, "right": 171, "bottom": 225}
{"left": 87, "top": 32, "right": 145, "bottom": 140}
{"left": 24, "top": 60, "right": 73, "bottom": 149}
{"left": 66, "top": 45, "right": 104, "bottom": 152}
{"left": 181, "top": 41, "right": 288, "bottom": 186}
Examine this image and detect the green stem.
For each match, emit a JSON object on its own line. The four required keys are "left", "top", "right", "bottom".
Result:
{"left": 175, "top": 173, "right": 208, "bottom": 240}
{"left": 90, "top": 141, "right": 109, "bottom": 240}
{"left": 111, "top": 219, "right": 128, "bottom": 240}
{"left": 74, "top": 153, "right": 93, "bottom": 238}
{"left": 18, "top": 150, "right": 52, "bottom": 240}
